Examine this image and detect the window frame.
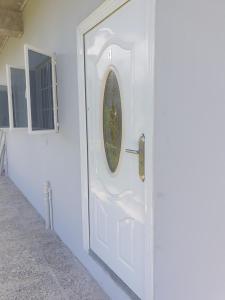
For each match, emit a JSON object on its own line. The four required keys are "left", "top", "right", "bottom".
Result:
{"left": 24, "top": 44, "right": 59, "bottom": 134}
{"left": 6, "top": 64, "right": 27, "bottom": 130}
{"left": 0, "top": 83, "right": 10, "bottom": 130}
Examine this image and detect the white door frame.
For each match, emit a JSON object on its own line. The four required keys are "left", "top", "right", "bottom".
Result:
{"left": 77, "top": 1, "right": 156, "bottom": 299}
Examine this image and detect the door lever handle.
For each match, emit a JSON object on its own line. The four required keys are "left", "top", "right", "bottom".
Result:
{"left": 125, "top": 134, "right": 145, "bottom": 182}
{"left": 125, "top": 149, "right": 139, "bottom": 155}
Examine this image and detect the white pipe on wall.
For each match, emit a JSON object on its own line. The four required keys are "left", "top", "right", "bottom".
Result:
{"left": 44, "top": 181, "right": 51, "bottom": 230}
{"left": 49, "top": 184, "right": 54, "bottom": 230}
{"left": 0, "top": 130, "right": 6, "bottom": 176}
{"left": 44, "top": 181, "right": 54, "bottom": 230}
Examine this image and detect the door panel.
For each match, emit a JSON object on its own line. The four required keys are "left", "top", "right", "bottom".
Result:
{"left": 84, "top": 1, "right": 149, "bottom": 297}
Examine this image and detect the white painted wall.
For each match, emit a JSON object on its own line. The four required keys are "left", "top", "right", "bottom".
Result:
{"left": 0, "top": 1, "right": 131, "bottom": 299}
{"left": 154, "top": 0, "right": 225, "bottom": 299}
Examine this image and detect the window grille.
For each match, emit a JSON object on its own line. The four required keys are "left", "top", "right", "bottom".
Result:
{"left": 24, "top": 45, "right": 58, "bottom": 133}
{"left": 0, "top": 85, "right": 9, "bottom": 128}
{"left": 7, "top": 66, "right": 27, "bottom": 128}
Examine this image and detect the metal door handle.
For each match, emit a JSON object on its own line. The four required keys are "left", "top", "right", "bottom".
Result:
{"left": 125, "top": 134, "right": 145, "bottom": 182}
{"left": 125, "top": 149, "right": 139, "bottom": 155}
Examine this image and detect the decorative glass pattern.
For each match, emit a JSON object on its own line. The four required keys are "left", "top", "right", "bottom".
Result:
{"left": 103, "top": 70, "right": 122, "bottom": 173}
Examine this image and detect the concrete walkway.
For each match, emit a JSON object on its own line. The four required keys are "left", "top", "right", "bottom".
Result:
{"left": 0, "top": 177, "right": 109, "bottom": 300}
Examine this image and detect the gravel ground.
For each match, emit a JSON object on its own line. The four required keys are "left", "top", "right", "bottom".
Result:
{"left": 0, "top": 176, "right": 109, "bottom": 300}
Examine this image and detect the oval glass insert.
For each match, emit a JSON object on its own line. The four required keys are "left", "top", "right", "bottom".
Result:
{"left": 103, "top": 70, "right": 122, "bottom": 173}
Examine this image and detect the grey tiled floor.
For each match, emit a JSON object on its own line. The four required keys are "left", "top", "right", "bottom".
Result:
{"left": 0, "top": 177, "right": 109, "bottom": 300}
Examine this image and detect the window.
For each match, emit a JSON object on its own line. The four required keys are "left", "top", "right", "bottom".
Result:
{"left": 6, "top": 65, "right": 27, "bottom": 129}
{"left": 24, "top": 45, "right": 58, "bottom": 133}
{"left": 0, "top": 85, "right": 9, "bottom": 129}
{"left": 103, "top": 70, "right": 122, "bottom": 173}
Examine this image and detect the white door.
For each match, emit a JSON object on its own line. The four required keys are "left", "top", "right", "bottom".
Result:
{"left": 84, "top": 1, "right": 151, "bottom": 298}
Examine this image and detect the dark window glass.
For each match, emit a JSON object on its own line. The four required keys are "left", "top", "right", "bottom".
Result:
{"left": 103, "top": 71, "right": 122, "bottom": 173}
{"left": 11, "top": 68, "right": 27, "bottom": 128}
{"left": 0, "top": 85, "right": 9, "bottom": 128}
{"left": 28, "top": 50, "right": 54, "bottom": 130}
